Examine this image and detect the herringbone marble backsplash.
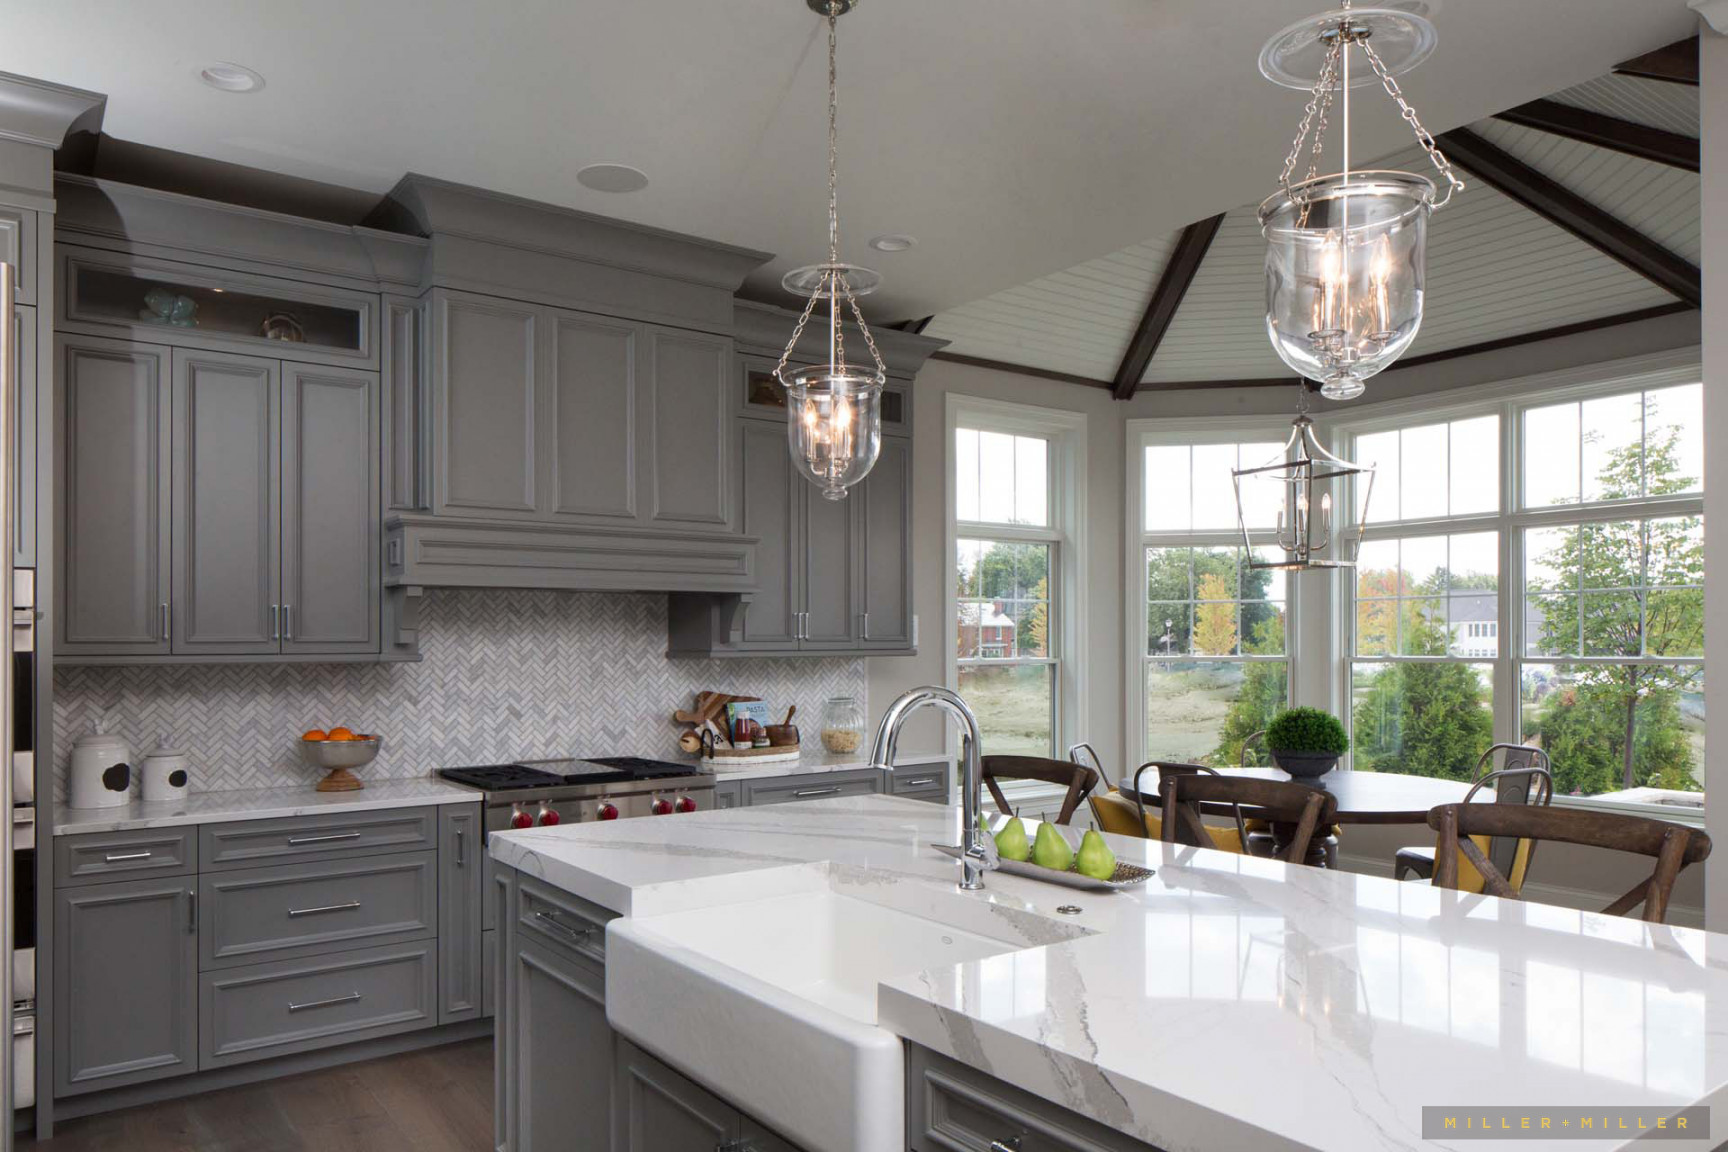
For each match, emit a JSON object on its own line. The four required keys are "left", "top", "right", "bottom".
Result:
{"left": 53, "top": 589, "right": 868, "bottom": 799}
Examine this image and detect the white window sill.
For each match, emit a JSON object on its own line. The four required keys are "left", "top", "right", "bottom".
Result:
{"left": 1551, "top": 792, "right": 1706, "bottom": 828}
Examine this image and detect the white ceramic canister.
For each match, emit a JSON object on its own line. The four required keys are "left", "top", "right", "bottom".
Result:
{"left": 141, "top": 745, "right": 192, "bottom": 803}
{"left": 68, "top": 729, "right": 134, "bottom": 809}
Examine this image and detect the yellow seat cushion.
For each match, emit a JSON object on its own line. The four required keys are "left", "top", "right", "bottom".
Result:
{"left": 1444, "top": 833, "right": 1536, "bottom": 895}
{"left": 1089, "top": 791, "right": 1245, "bottom": 854}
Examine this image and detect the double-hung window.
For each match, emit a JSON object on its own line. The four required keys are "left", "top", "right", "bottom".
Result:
{"left": 1131, "top": 425, "right": 1291, "bottom": 767}
{"left": 950, "top": 400, "right": 1084, "bottom": 758}
{"left": 1340, "top": 373, "right": 1704, "bottom": 811}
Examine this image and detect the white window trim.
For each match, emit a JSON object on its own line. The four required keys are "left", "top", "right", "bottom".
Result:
{"left": 945, "top": 395, "right": 1088, "bottom": 782}
{"left": 1327, "top": 347, "right": 1705, "bottom": 814}
{"left": 1125, "top": 415, "right": 1302, "bottom": 777}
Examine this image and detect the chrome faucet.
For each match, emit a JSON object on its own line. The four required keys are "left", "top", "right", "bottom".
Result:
{"left": 869, "top": 686, "right": 989, "bottom": 890}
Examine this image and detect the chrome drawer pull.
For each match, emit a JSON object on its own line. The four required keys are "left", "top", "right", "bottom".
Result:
{"left": 287, "top": 991, "right": 362, "bottom": 1013}
{"left": 103, "top": 851, "right": 153, "bottom": 862}
{"left": 287, "top": 900, "right": 362, "bottom": 918}
{"left": 901, "top": 777, "right": 936, "bottom": 788}
{"left": 287, "top": 831, "right": 363, "bottom": 846}
{"left": 794, "top": 786, "right": 841, "bottom": 798}
{"left": 533, "top": 911, "right": 599, "bottom": 948}
{"left": 988, "top": 1138, "right": 1023, "bottom": 1152}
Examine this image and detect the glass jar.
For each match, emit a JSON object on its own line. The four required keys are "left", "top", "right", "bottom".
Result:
{"left": 819, "top": 696, "right": 866, "bottom": 756}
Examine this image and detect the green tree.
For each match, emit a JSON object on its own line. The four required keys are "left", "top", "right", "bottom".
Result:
{"left": 1526, "top": 425, "right": 1702, "bottom": 793}
{"left": 1355, "top": 605, "right": 1492, "bottom": 778}
{"left": 1212, "top": 615, "right": 1289, "bottom": 765}
{"left": 1193, "top": 572, "right": 1238, "bottom": 655}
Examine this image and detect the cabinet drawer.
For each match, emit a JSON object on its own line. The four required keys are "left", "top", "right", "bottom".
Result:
{"left": 199, "top": 852, "right": 437, "bottom": 969}
{"left": 516, "top": 875, "right": 612, "bottom": 974}
{"left": 55, "top": 827, "right": 196, "bottom": 887}
{"left": 742, "top": 769, "right": 882, "bottom": 807}
{"left": 199, "top": 941, "right": 435, "bottom": 1069}
{"left": 889, "top": 762, "right": 950, "bottom": 798}
{"left": 909, "top": 1045, "right": 1153, "bottom": 1152}
{"left": 199, "top": 807, "right": 435, "bottom": 871}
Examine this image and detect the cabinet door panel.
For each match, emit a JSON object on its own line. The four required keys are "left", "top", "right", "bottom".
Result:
{"left": 859, "top": 437, "right": 914, "bottom": 648}
{"left": 281, "top": 363, "right": 379, "bottom": 653}
{"left": 435, "top": 291, "right": 537, "bottom": 514}
{"left": 801, "top": 480, "right": 857, "bottom": 647}
{"left": 54, "top": 877, "right": 197, "bottom": 1096}
{"left": 438, "top": 804, "right": 485, "bottom": 1023}
{"left": 738, "top": 420, "right": 800, "bottom": 647}
{"left": 382, "top": 296, "right": 427, "bottom": 511}
{"left": 613, "top": 1037, "right": 737, "bottom": 1152}
{"left": 646, "top": 328, "right": 730, "bottom": 528}
{"left": 516, "top": 938, "right": 612, "bottom": 1152}
{"left": 172, "top": 349, "right": 279, "bottom": 654}
{"left": 14, "top": 303, "right": 36, "bottom": 567}
{"left": 58, "top": 336, "right": 172, "bottom": 654}
{"left": 548, "top": 310, "right": 637, "bottom": 521}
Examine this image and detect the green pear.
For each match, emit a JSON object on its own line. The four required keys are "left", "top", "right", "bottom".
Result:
{"left": 994, "top": 816, "right": 1030, "bottom": 862}
{"left": 1076, "top": 829, "right": 1116, "bottom": 881}
{"left": 1031, "top": 822, "right": 1074, "bottom": 872}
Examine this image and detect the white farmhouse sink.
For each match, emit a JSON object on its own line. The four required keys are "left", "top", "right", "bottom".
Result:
{"left": 606, "top": 871, "right": 1034, "bottom": 1152}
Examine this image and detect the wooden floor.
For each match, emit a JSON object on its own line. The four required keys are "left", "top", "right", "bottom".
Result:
{"left": 19, "top": 1038, "right": 494, "bottom": 1152}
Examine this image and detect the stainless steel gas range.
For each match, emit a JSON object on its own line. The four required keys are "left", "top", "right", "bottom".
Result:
{"left": 437, "top": 757, "right": 716, "bottom": 833}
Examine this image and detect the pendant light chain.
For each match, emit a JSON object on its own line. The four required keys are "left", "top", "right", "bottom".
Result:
{"left": 1359, "top": 39, "right": 1466, "bottom": 206}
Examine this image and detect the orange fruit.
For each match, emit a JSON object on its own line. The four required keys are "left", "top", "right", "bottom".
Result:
{"left": 302, "top": 728, "right": 328, "bottom": 742}
{"left": 328, "top": 726, "right": 357, "bottom": 741}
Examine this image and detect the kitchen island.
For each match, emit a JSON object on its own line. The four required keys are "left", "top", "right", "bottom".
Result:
{"left": 490, "top": 793, "right": 1727, "bottom": 1152}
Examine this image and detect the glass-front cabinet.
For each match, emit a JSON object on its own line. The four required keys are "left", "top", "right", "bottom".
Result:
{"left": 61, "top": 248, "right": 376, "bottom": 368}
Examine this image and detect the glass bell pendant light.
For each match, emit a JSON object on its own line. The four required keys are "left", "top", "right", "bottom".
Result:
{"left": 1258, "top": 1, "right": 1465, "bottom": 401}
{"left": 775, "top": 0, "right": 886, "bottom": 501}
{"left": 1234, "top": 383, "right": 1375, "bottom": 572}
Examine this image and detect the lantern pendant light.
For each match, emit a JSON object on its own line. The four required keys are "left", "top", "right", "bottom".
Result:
{"left": 1257, "top": 1, "right": 1465, "bottom": 401}
{"left": 774, "top": 0, "right": 887, "bottom": 502}
{"left": 1234, "top": 384, "right": 1375, "bottom": 572}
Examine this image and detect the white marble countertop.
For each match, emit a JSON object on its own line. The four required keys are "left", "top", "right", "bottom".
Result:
{"left": 699, "top": 749, "right": 949, "bottom": 782}
{"left": 490, "top": 795, "right": 1728, "bottom": 1151}
{"left": 54, "top": 777, "right": 481, "bottom": 836}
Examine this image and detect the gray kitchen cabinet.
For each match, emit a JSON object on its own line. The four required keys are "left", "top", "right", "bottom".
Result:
{"left": 612, "top": 1037, "right": 739, "bottom": 1152}
{"left": 887, "top": 759, "right": 953, "bottom": 803}
{"left": 54, "top": 876, "right": 198, "bottom": 1097}
{"left": 514, "top": 938, "right": 612, "bottom": 1152}
{"left": 907, "top": 1042, "right": 1159, "bottom": 1152}
{"left": 382, "top": 295, "right": 429, "bottom": 512}
{"left": 712, "top": 779, "right": 743, "bottom": 810}
{"left": 494, "top": 864, "right": 517, "bottom": 1152}
{"left": 799, "top": 481, "right": 857, "bottom": 648}
{"left": 438, "top": 804, "right": 485, "bottom": 1024}
{"left": 57, "top": 334, "right": 173, "bottom": 656}
{"left": 13, "top": 302, "right": 36, "bottom": 567}
{"left": 546, "top": 307, "right": 638, "bottom": 523}
{"left": 742, "top": 768, "right": 883, "bottom": 807}
{"left": 644, "top": 326, "right": 731, "bottom": 530}
{"left": 433, "top": 289, "right": 538, "bottom": 516}
{"left": 281, "top": 362, "right": 380, "bottom": 653}
{"left": 171, "top": 348, "right": 280, "bottom": 656}
{"left": 857, "top": 436, "right": 914, "bottom": 649}
{"left": 734, "top": 420, "right": 800, "bottom": 649}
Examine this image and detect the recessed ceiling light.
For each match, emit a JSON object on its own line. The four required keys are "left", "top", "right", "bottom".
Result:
{"left": 868, "top": 234, "right": 916, "bottom": 253}
{"left": 198, "top": 63, "right": 265, "bottom": 93}
{"left": 576, "top": 163, "right": 650, "bottom": 193}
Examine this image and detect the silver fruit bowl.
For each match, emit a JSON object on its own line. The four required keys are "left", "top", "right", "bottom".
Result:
{"left": 298, "top": 736, "right": 382, "bottom": 771}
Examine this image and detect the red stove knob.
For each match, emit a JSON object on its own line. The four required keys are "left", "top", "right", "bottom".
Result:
{"left": 596, "top": 801, "right": 620, "bottom": 821}
{"left": 537, "top": 803, "right": 561, "bottom": 826}
{"left": 674, "top": 794, "right": 697, "bottom": 814}
{"left": 650, "top": 796, "right": 674, "bottom": 816}
{"left": 509, "top": 805, "right": 533, "bottom": 830}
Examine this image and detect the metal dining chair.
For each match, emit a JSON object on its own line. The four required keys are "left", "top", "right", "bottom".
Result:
{"left": 1067, "top": 742, "right": 1111, "bottom": 790}
{"left": 1393, "top": 744, "right": 1549, "bottom": 881}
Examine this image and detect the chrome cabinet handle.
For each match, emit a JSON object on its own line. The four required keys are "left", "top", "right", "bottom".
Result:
{"left": 287, "top": 831, "right": 362, "bottom": 846}
{"left": 288, "top": 991, "right": 362, "bottom": 1013}
{"left": 533, "top": 910, "right": 599, "bottom": 948}
{"left": 270, "top": 604, "right": 280, "bottom": 641}
{"left": 455, "top": 826, "right": 466, "bottom": 867}
{"left": 160, "top": 602, "right": 169, "bottom": 641}
{"left": 288, "top": 900, "right": 362, "bottom": 918}
{"left": 902, "top": 777, "right": 936, "bottom": 788}
{"left": 188, "top": 888, "right": 197, "bottom": 934}
{"left": 989, "top": 1138, "right": 1023, "bottom": 1152}
{"left": 103, "top": 851, "right": 152, "bottom": 862}
{"left": 794, "top": 786, "right": 841, "bottom": 798}
{"left": 862, "top": 611, "right": 870, "bottom": 640}
{"left": 283, "top": 603, "right": 292, "bottom": 640}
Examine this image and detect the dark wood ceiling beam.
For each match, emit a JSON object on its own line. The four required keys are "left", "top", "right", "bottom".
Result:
{"left": 1614, "top": 36, "right": 1698, "bottom": 86}
{"left": 1436, "top": 128, "right": 1701, "bottom": 308}
{"left": 928, "top": 351, "right": 1113, "bottom": 390}
{"left": 1494, "top": 99, "right": 1698, "bottom": 172}
{"left": 1110, "top": 214, "right": 1226, "bottom": 400}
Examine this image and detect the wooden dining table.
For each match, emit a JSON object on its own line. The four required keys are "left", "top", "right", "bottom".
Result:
{"left": 1116, "top": 766, "right": 1478, "bottom": 863}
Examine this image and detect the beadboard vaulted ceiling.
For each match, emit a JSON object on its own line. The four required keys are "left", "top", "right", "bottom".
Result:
{"left": 926, "top": 65, "right": 1703, "bottom": 388}
{"left": 1, "top": 0, "right": 1698, "bottom": 323}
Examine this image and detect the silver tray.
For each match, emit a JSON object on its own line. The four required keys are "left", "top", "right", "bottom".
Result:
{"left": 931, "top": 844, "right": 1154, "bottom": 891}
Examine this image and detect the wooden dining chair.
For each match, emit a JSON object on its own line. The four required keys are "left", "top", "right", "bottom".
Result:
{"left": 1088, "top": 763, "right": 1251, "bottom": 854}
{"left": 1394, "top": 744, "right": 1548, "bottom": 882}
{"left": 981, "top": 755, "right": 1099, "bottom": 826}
{"left": 1159, "top": 774, "right": 1338, "bottom": 866}
{"left": 1426, "top": 804, "right": 1712, "bottom": 924}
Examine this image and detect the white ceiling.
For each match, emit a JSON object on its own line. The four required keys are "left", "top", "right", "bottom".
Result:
{"left": 0, "top": 0, "right": 1699, "bottom": 320}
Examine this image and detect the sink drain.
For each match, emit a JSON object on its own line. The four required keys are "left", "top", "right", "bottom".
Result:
{"left": 1056, "top": 904, "right": 1083, "bottom": 915}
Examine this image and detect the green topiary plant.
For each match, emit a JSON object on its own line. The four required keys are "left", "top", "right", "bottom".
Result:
{"left": 1266, "top": 707, "right": 1349, "bottom": 756}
